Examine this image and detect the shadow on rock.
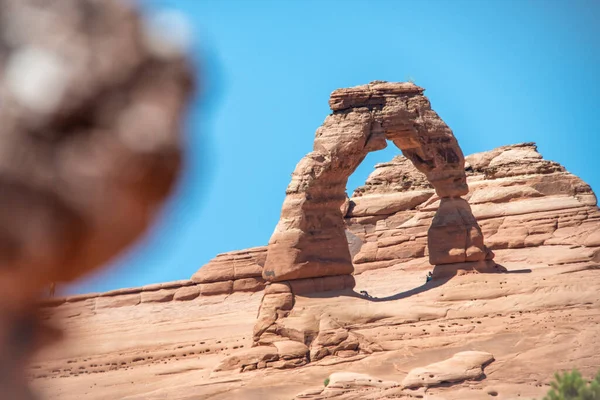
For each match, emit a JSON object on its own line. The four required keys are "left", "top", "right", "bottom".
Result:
{"left": 354, "top": 276, "right": 452, "bottom": 302}
{"left": 302, "top": 263, "right": 530, "bottom": 302}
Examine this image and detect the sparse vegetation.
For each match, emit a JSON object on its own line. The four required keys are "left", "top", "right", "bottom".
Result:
{"left": 324, "top": 377, "right": 330, "bottom": 387}
{"left": 543, "top": 369, "right": 600, "bottom": 400}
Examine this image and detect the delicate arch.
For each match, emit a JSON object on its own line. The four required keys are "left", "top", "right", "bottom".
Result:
{"left": 262, "top": 81, "right": 492, "bottom": 282}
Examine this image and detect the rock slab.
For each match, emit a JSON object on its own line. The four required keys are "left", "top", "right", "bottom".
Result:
{"left": 402, "top": 351, "right": 495, "bottom": 388}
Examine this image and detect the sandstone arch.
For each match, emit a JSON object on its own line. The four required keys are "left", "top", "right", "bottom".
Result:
{"left": 262, "top": 81, "right": 494, "bottom": 284}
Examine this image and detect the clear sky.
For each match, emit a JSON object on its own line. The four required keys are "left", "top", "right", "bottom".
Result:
{"left": 66, "top": 0, "right": 600, "bottom": 294}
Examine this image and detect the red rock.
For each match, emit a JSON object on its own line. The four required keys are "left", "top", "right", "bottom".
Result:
{"left": 66, "top": 293, "right": 100, "bottom": 303}
{"left": 95, "top": 294, "right": 141, "bottom": 309}
{"left": 287, "top": 275, "right": 355, "bottom": 295}
{"left": 273, "top": 340, "right": 309, "bottom": 360}
{"left": 213, "top": 346, "right": 278, "bottom": 372}
{"left": 469, "top": 185, "right": 543, "bottom": 204}
{"left": 192, "top": 247, "right": 266, "bottom": 285}
{"left": 431, "top": 260, "right": 504, "bottom": 279}
{"left": 352, "top": 242, "right": 378, "bottom": 264}
{"left": 192, "top": 261, "right": 234, "bottom": 283}
{"left": 353, "top": 260, "right": 398, "bottom": 274}
{"left": 428, "top": 198, "right": 492, "bottom": 265}
{"left": 487, "top": 227, "right": 530, "bottom": 249}
{"left": 325, "top": 372, "right": 398, "bottom": 390}
{"left": 584, "top": 230, "right": 600, "bottom": 247}
{"left": 268, "top": 358, "right": 307, "bottom": 369}
{"left": 264, "top": 282, "right": 292, "bottom": 295}
{"left": 141, "top": 280, "right": 195, "bottom": 291}
{"left": 140, "top": 290, "right": 175, "bottom": 304}
{"left": 199, "top": 281, "right": 233, "bottom": 296}
{"left": 263, "top": 82, "right": 476, "bottom": 284}
{"left": 402, "top": 351, "right": 494, "bottom": 388}
{"left": 353, "top": 156, "right": 433, "bottom": 197}
{"left": 173, "top": 285, "right": 201, "bottom": 301}
{"left": 348, "top": 191, "right": 433, "bottom": 217}
{"left": 260, "top": 293, "right": 294, "bottom": 311}
{"left": 233, "top": 278, "right": 266, "bottom": 292}
{"left": 27, "top": 91, "right": 600, "bottom": 400}
{"left": 375, "top": 241, "right": 426, "bottom": 262}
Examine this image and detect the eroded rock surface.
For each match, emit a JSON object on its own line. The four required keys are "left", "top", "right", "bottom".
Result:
{"left": 295, "top": 372, "right": 400, "bottom": 399}
{"left": 262, "top": 81, "right": 485, "bottom": 285}
{"left": 192, "top": 247, "right": 267, "bottom": 294}
{"left": 255, "top": 82, "right": 491, "bottom": 348}
{"left": 401, "top": 351, "right": 494, "bottom": 388}
{"left": 348, "top": 142, "right": 597, "bottom": 275}
{"left": 31, "top": 142, "right": 600, "bottom": 400}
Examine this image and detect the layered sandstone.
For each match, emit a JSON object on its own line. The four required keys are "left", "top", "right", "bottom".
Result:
{"left": 262, "top": 81, "right": 488, "bottom": 286}
{"left": 191, "top": 247, "right": 267, "bottom": 294}
{"left": 31, "top": 142, "right": 600, "bottom": 400}
{"left": 347, "top": 142, "right": 597, "bottom": 275}
{"left": 192, "top": 142, "right": 598, "bottom": 288}
{"left": 253, "top": 82, "right": 496, "bottom": 348}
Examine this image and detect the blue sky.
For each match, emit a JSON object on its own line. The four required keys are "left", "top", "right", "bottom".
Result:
{"left": 67, "top": 0, "right": 600, "bottom": 294}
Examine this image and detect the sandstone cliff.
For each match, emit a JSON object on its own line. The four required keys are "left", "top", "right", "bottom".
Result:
{"left": 32, "top": 142, "right": 600, "bottom": 400}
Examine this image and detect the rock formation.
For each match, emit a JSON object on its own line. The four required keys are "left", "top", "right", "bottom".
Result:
{"left": 294, "top": 351, "right": 495, "bottom": 398}
{"left": 348, "top": 142, "right": 597, "bottom": 274}
{"left": 257, "top": 82, "right": 494, "bottom": 347}
{"left": 401, "top": 351, "right": 494, "bottom": 389}
{"left": 30, "top": 142, "right": 600, "bottom": 400}
{"left": 0, "top": 0, "right": 194, "bottom": 398}
{"left": 263, "top": 81, "right": 490, "bottom": 284}
{"left": 191, "top": 247, "right": 267, "bottom": 294}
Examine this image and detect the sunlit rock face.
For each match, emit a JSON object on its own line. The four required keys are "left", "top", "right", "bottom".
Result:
{"left": 262, "top": 81, "right": 488, "bottom": 284}
{"left": 253, "top": 81, "right": 491, "bottom": 348}
{"left": 347, "top": 142, "right": 597, "bottom": 276}
{"left": 30, "top": 140, "right": 600, "bottom": 400}
{"left": 0, "top": 0, "right": 194, "bottom": 398}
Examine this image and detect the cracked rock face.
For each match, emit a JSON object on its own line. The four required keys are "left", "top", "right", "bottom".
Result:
{"left": 0, "top": 0, "right": 194, "bottom": 398}
{"left": 262, "top": 81, "right": 488, "bottom": 284}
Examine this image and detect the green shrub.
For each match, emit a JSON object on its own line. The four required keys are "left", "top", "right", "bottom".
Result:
{"left": 543, "top": 369, "right": 600, "bottom": 400}
{"left": 324, "top": 377, "right": 330, "bottom": 387}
